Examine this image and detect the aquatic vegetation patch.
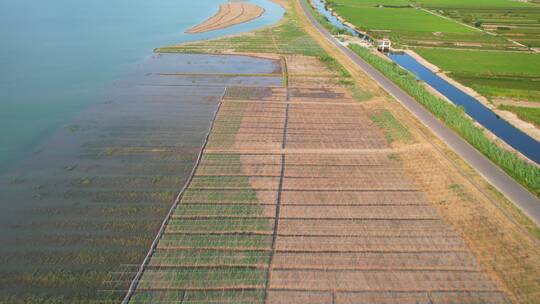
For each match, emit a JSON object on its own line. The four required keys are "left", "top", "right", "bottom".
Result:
{"left": 369, "top": 109, "right": 413, "bottom": 143}
{"left": 158, "top": 234, "right": 272, "bottom": 250}
{"left": 327, "top": 0, "right": 508, "bottom": 49}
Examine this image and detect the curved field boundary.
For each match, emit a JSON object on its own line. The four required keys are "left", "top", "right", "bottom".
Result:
{"left": 186, "top": 2, "right": 266, "bottom": 34}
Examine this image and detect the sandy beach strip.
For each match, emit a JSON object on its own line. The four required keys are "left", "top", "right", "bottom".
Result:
{"left": 186, "top": 2, "right": 265, "bottom": 34}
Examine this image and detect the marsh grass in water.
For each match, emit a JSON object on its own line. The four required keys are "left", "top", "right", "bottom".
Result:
{"left": 370, "top": 109, "right": 412, "bottom": 143}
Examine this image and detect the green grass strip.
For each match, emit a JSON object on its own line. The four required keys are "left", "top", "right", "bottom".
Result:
{"left": 370, "top": 109, "right": 412, "bottom": 143}
{"left": 499, "top": 105, "right": 540, "bottom": 128}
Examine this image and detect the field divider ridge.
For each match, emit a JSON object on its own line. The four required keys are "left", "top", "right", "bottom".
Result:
{"left": 264, "top": 154, "right": 286, "bottom": 304}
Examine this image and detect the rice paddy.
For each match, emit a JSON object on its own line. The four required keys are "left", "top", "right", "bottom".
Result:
{"left": 117, "top": 1, "right": 539, "bottom": 302}
{"left": 414, "top": 47, "right": 540, "bottom": 102}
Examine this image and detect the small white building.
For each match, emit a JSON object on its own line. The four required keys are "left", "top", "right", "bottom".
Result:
{"left": 377, "top": 39, "right": 391, "bottom": 52}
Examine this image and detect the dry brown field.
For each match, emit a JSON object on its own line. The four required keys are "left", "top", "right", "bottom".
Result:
{"left": 121, "top": 53, "right": 540, "bottom": 303}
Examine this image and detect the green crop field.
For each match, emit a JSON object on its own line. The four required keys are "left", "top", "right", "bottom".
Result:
{"left": 327, "top": 0, "right": 509, "bottom": 48}
{"left": 414, "top": 47, "right": 540, "bottom": 103}
{"left": 329, "top": 0, "right": 540, "bottom": 126}
{"left": 330, "top": 0, "right": 469, "bottom": 33}
{"left": 329, "top": 0, "right": 540, "bottom": 47}
{"left": 414, "top": 0, "right": 535, "bottom": 9}
{"left": 348, "top": 44, "right": 540, "bottom": 197}
{"left": 414, "top": 48, "right": 540, "bottom": 76}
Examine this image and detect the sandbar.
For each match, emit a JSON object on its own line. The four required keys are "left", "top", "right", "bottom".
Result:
{"left": 186, "top": 2, "right": 265, "bottom": 34}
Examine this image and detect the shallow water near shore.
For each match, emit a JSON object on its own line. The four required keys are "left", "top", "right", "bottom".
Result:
{"left": 0, "top": 52, "right": 282, "bottom": 302}
{"left": 0, "top": 0, "right": 283, "bottom": 173}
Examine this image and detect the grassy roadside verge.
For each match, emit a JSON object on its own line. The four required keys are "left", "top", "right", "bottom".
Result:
{"left": 304, "top": 0, "right": 539, "bottom": 197}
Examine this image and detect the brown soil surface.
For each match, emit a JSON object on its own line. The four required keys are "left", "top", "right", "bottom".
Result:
{"left": 186, "top": 2, "right": 265, "bottom": 34}
{"left": 280, "top": 190, "right": 427, "bottom": 205}
{"left": 267, "top": 291, "right": 332, "bottom": 304}
{"left": 131, "top": 42, "right": 538, "bottom": 302}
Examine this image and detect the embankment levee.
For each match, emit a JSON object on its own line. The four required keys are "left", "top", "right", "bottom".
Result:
{"left": 186, "top": 2, "right": 265, "bottom": 34}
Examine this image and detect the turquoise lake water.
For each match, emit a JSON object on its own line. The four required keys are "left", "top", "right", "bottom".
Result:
{"left": 0, "top": 0, "right": 283, "bottom": 173}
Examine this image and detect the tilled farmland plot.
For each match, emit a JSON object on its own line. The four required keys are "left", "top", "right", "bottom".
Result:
{"left": 126, "top": 55, "right": 509, "bottom": 303}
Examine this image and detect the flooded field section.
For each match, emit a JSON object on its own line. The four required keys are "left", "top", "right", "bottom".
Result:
{"left": 0, "top": 53, "right": 282, "bottom": 303}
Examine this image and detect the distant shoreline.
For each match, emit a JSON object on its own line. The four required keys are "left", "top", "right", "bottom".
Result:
{"left": 186, "top": 2, "right": 265, "bottom": 34}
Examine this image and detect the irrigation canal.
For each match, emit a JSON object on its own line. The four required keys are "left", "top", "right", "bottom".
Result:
{"left": 311, "top": 0, "right": 540, "bottom": 164}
